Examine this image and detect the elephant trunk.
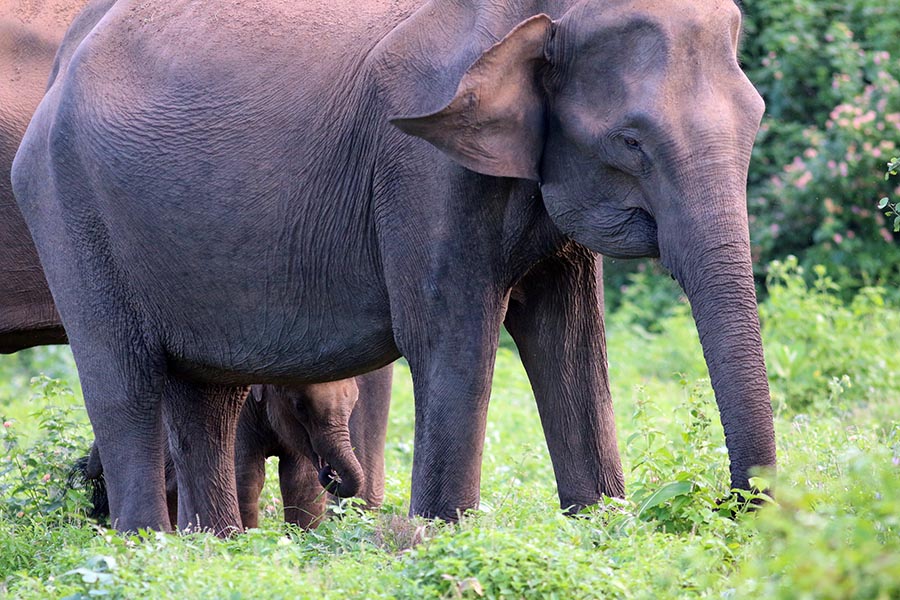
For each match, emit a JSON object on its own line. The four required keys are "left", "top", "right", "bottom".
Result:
{"left": 311, "top": 427, "right": 365, "bottom": 499}
{"left": 657, "top": 182, "right": 776, "bottom": 492}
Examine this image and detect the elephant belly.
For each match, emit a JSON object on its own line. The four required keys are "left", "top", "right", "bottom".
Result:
{"left": 123, "top": 231, "right": 398, "bottom": 384}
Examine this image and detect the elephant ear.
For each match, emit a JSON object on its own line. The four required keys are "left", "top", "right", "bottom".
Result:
{"left": 391, "top": 14, "right": 553, "bottom": 182}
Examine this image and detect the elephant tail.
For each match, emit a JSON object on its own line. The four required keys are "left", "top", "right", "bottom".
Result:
{"left": 67, "top": 444, "right": 110, "bottom": 522}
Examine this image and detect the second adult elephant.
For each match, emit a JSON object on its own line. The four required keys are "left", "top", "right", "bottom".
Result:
{"left": 13, "top": 0, "right": 777, "bottom": 532}
{"left": 0, "top": 0, "right": 89, "bottom": 352}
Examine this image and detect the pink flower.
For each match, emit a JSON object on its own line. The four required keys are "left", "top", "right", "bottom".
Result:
{"left": 833, "top": 233, "right": 843, "bottom": 244}
{"left": 881, "top": 228, "right": 893, "bottom": 243}
{"left": 42, "top": 474, "right": 51, "bottom": 482}
{"left": 785, "top": 156, "right": 805, "bottom": 173}
{"left": 2, "top": 421, "right": 11, "bottom": 428}
{"left": 795, "top": 171, "right": 813, "bottom": 190}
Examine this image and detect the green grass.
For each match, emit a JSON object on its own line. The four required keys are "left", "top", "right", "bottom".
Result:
{"left": 1, "top": 264, "right": 898, "bottom": 599}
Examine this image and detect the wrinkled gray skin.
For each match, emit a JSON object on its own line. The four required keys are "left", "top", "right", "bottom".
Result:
{"left": 4, "top": 0, "right": 391, "bottom": 534}
{"left": 0, "top": 1, "right": 86, "bottom": 353}
{"left": 13, "top": 0, "right": 776, "bottom": 532}
{"left": 82, "top": 368, "right": 392, "bottom": 530}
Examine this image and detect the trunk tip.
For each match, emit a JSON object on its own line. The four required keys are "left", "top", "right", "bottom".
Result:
{"left": 318, "top": 464, "right": 361, "bottom": 498}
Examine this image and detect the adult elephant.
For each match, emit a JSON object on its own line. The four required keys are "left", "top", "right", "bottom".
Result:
{"left": 2, "top": 0, "right": 392, "bottom": 534}
{"left": 13, "top": 0, "right": 776, "bottom": 532}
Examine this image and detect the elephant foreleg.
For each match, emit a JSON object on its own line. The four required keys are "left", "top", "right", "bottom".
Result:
{"left": 163, "top": 379, "right": 247, "bottom": 536}
{"left": 504, "top": 244, "right": 624, "bottom": 512}
{"left": 400, "top": 298, "right": 506, "bottom": 521}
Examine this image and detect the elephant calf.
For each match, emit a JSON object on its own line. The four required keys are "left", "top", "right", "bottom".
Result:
{"left": 75, "top": 367, "right": 391, "bottom": 530}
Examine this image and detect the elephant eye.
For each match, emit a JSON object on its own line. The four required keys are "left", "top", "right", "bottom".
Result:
{"left": 622, "top": 136, "right": 642, "bottom": 149}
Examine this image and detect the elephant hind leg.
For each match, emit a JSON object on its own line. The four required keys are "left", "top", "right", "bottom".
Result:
{"left": 73, "top": 343, "right": 172, "bottom": 532}
{"left": 162, "top": 378, "right": 248, "bottom": 537}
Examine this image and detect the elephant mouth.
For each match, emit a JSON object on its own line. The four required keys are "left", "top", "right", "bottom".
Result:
{"left": 542, "top": 186, "right": 660, "bottom": 259}
{"left": 595, "top": 206, "right": 660, "bottom": 259}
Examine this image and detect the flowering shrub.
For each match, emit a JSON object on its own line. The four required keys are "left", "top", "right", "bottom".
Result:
{"left": 0, "top": 377, "right": 92, "bottom": 521}
{"left": 742, "top": 1, "right": 900, "bottom": 295}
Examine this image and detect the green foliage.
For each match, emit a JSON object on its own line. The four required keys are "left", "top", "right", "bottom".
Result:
{"left": 625, "top": 380, "right": 772, "bottom": 534}
{"left": 741, "top": 0, "right": 900, "bottom": 295}
{"left": 605, "top": 261, "right": 686, "bottom": 332}
{"left": 0, "top": 347, "right": 77, "bottom": 401}
{"left": 0, "top": 376, "right": 93, "bottom": 522}
{"left": 2, "top": 273, "right": 900, "bottom": 598}
{"left": 733, "top": 440, "right": 900, "bottom": 599}
{"left": 760, "top": 257, "right": 900, "bottom": 410}
{"left": 878, "top": 155, "right": 900, "bottom": 230}
{"left": 397, "top": 523, "right": 600, "bottom": 599}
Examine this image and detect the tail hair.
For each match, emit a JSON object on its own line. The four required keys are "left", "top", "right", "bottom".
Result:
{"left": 67, "top": 449, "right": 110, "bottom": 523}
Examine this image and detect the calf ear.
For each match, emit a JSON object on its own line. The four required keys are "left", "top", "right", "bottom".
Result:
{"left": 391, "top": 14, "right": 553, "bottom": 182}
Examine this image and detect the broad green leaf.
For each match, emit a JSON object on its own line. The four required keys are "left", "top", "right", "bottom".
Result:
{"left": 636, "top": 480, "right": 693, "bottom": 517}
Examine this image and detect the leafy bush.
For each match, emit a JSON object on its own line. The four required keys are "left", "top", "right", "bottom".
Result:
{"left": 0, "top": 376, "right": 93, "bottom": 522}
{"left": 741, "top": 0, "right": 900, "bottom": 295}
{"left": 605, "top": 261, "right": 686, "bottom": 332}
{"left": 733, "top": 438, "right": 900, "bottom": 599}
{"left": 0, "top": 346, "right": 77, "bottom": 409}
{"left": 878, "top": 155, "right": 900, "bottom": 229}
{"left": 625, "top": 379, "right": 771, "bottom": 533}
{"left": 760, "top": 257, "right": 900, "bottom": 410}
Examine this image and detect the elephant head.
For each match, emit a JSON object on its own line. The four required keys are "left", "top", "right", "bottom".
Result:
{"left": 253, "top": 380, "right": 365, "bottom": 499}
{"left": 394, "top": 0, "right": 776, "bottom": 491}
